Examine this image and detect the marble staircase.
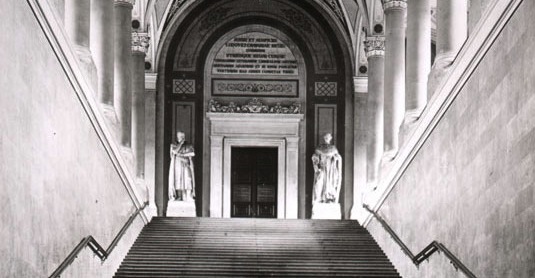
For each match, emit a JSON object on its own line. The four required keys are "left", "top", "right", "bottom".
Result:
{"left": 113, "top": 217, "right": 401, "bottom": 277}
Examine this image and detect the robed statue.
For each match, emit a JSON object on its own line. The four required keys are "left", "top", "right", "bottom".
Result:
{"left": 312, "top": 133, "right": 342, "bottom": 203}
{"left": 168, "top": 131, "right": 195, "bottom": 202}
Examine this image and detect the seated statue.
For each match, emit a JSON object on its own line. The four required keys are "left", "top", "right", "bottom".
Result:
{"left": 168, "top": 131, "right": 195, "bottom": 202}
{"left": 312, "top": 133, "right": 342, "bottom": 203}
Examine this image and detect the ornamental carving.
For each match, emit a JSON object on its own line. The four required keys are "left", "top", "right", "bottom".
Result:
{"left": 364, "top": 36, "right": 385, "bottom": 57}
{"left": 173, "top": 79, "right": 195, "bottom": 94}
{"left": 383, "top": 0, "right": 407, "bottom": 10}
{"left": 315, "top": 82, "right": 338, "bottom": 97}
{"left": 209, "top": 98, "right": 301, "bottom": 114}
{"left": 132, "top": 32, "right": 150, "bottom": 53}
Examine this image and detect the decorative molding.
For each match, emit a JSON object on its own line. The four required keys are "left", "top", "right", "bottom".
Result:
{"left": 26, "top": 0, "right": 149, "bottom": 221}
{"left": 353, "top": 76, "right": 368, "bottom": 94}
{"left": 212, "top": 79, "right": 298, "bottom": 97}
{"left": 364, "top": 36, "right": 385, "bottom": 57}
{"left": 145, "top": 73, "right": 157, "bottom": 90}
{"left": 132, "top": 32, "right": 150, "bottom": 53}
{"left": 383, "top": 0, "right": 407, "bottom": 10}
{"left": 209, "top": 98, "right": 302, "bottom": 114}
{"left": 360, "top": 0, "right": 524, "bottom": 226}
{"left": 315, "top": 81, "right": 338, "bottom": 96}
{"left": 172, "top": 79, "right": 195, "bottom": 94}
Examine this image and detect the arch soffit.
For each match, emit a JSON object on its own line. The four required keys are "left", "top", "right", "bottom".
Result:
{"left": 157, "top": 0, "right": 355, "bottom": 77}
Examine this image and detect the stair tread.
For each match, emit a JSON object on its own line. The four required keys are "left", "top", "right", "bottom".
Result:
{"left": 114, "top": 218, "right": 401, "bottom": 278}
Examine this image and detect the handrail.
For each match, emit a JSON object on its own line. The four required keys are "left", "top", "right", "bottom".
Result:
{"left": 49, "top": 201, "right": 149, "bottom": 278}
{"left": 363, "top": 204, "right": 477, "bottom": 278}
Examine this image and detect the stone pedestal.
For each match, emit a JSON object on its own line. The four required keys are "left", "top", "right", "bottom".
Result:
{"left": 311, "top": 203, "right": 341, "bottom": 220}
{"left": 167, "top": 200, "right": 196, "bottom": 217}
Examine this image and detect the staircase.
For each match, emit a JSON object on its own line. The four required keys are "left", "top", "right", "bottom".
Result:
{"left": 114, "top": 217, "right": 401, "bottom": 277}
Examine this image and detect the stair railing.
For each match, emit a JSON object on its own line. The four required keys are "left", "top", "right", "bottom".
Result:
{"left": 49, "top": 201, "right": 149, "bottom": 278}
{"left": 363, "top": 204, "right": 477, "bottom": 278}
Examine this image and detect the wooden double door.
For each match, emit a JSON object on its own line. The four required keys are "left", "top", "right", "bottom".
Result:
{"left": 231, "top": 147, "right": 278, "bottom": 218}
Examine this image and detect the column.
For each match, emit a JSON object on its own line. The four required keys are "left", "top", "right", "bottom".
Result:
{"left": 351, "top": 76, "right": 368, "bottom": 220}
{"left": 383, "top": 0, "right": 407, "bottom": 159}
{"left": 405, "top": 0, "right": 431, "bottom": 122}
{"left": 364, "top": 36, "right": 385, "bottom": 187}
{"left": 132, "top": 33, "right": 149, "bottom": 178}
{"left": 65, "top": 0, "right": 97, "bottom": 91}
{"left": 114, "top": 0, "right": 134, "bottom": 147}
{"left": 65, "top": 0, "right": 90, "bottom": 48}
{"left": 90, "top": 0, "right": 115, "bottom": 105}
{"left": 428, "top": 0, "right": 468, "bottom": 98}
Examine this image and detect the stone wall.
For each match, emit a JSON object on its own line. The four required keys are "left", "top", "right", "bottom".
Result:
{"left": 368, "top": 1, "right": 535, "bottom": 277}
{"left": 0, "top": 1, "right": 144, "bottom": 277}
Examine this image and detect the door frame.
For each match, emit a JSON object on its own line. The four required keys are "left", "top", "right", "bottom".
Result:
{"left": 223, "top": 138, "right": 286, "bottom": 219}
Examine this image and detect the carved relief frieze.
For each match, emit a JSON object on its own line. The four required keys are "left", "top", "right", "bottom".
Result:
{"left": 209, "top": 98, "right": 301, "bottom": 114}
{"left": 213, "top": 79, "right": 298, "bottom": 97}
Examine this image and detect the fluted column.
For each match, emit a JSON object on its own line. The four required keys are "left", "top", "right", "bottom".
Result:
{"left": 132, "top": 33, "right": 149, "bottom": 178}
{"left": 405, "top": 0, "right": 431, "bottom": 122}
{"left": 428, "top": 0, "right": 468, "bottom": 98}
{"left": 364, "top": 36, "right": 385, "bottom": 187}
{"left": 383, "top": 0, "right": 407, "bottom": 159}
{"left": 114, "top": 0, "right": 134, "bottom": 147}
{"left": 91, "top": 0, "right": 115, "bottom": 105}
{"left": 65, "top": 0, "right": 90, "bottom": 48}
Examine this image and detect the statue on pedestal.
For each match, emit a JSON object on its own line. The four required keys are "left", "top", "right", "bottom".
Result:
{"left": 168, "top": 131, "right": 195, "bottom": 202}
{"left": 312, "top": 133, "right": 342, "bottom": 204}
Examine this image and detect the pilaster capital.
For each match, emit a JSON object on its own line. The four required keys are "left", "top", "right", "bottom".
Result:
{"left": 383, "top": 0, "right": 407, "bottom": 10}
{"left": 114, "top": 0, "right": 135, "bottom": 7}
{"left": 364, "top": 36, "right": 385, "bottom": 58}
{"left": 132, "top": 32, "right": 150, "bottom": 54}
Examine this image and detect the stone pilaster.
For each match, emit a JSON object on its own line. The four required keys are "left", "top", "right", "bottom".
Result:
{"left": 132, "top": 33, "right": 149, "bottom": 178}
{"left": 405, "top": 0, "right": 431, "bottom": 122}
{"left": 351, "top": 76, "right": 368, "bottom": 219}
{"left": 90, "top": 0, "right": 115, "bottom": 105}
{"left": 383, "top": 0, "right": 407, "bottom": 160}
{"left": 114, "top": 0, "right": 134, "bottom": 147}
{"left": 364, "top": 36, "right": 385, "bottom": 187}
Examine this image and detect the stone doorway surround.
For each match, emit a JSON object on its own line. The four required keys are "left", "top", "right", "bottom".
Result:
{"left": 207, "top": 112, "right": 303, "bottom": 219}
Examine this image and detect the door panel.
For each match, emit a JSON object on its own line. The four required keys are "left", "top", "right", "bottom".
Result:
{"left": 231, "top": 147, "right": 277, "bottom": 218}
